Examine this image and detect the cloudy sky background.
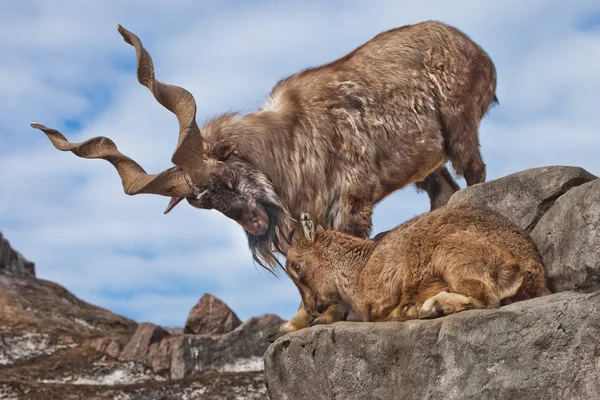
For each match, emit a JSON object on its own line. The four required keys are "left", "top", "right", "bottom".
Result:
{"left": 1, "top": 0, "right": 599, "bottom": 327}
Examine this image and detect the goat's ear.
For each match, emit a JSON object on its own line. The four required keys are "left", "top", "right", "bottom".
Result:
{"left": 300, "top": 213, "right": 315, "bottom": 243}
{"left": 214, "top": 141, "right": 237, "bottom": 160}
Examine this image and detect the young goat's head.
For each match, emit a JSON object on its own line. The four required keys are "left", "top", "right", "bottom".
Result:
{"left": 285, "top": 213, "right": 342, "bottom": 318}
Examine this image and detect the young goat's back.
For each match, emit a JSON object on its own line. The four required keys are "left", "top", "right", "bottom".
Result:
{"left": 369, "top": 204, "right": 550, "bottom": 312}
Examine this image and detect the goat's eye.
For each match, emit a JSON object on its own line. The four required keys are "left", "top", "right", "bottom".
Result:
{"left": 290, "top": 261, "right": 301, "bottom": 275}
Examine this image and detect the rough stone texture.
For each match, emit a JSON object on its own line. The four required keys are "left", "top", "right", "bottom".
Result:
{"left": 0, "top": 232, "right": 35, "bottom": 278}
{"left": 89, "top": 337, "right": 123, "bottom": 358}
{"left": 266, "top": 165, "right": 600, "bottom": 400}
{"left": 184, "top": 293, "right": 242, "bottom": 335}
{"left": 0, "top": 275, "right": 136, "bottom": 338}
{"left": 530, "top": 179, "right": 600, "bottom": 293}
{"left": 119, "top": 323, "right": 170, "bottom": 363}
{"left": 265, "top": 291, "right": 600, "bottom": 400}
{"left": 448, "top": 166, "right": 596, "bottom": 231}
{"left": 0, "top": 233, "right": 277, "bottom": 398}
{"left": 151, "top": 314, "right": 285, "bottom": 379}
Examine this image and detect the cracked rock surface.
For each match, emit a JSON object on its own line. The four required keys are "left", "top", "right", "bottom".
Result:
{"left": 265, "top": 292, "right": 600, "bottom": 400}
{"left": 265, "top": 165, "right": 600, "bottom": 400}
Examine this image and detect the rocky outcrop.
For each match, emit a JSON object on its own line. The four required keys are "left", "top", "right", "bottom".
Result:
{"left": 0, "top": 274, "right": 136, "bottom": 339}
{"left": 265, "top": 165, "right": 600, "bottom": 400}
{"left": 265, "top": 291, "right": 600, "bottom": 400}
{"left": 0, "top": 234, "right": 279, "bottom": 399}
{"left": 0, "top": 232, "right": 35, "bottom": 278}
{"left": 119, "top": 323, "right": 171, "bottom": 363}
{"left": 117, "top": 314, "right": 284, "bottom": 379}
{"left": 448, "top": 166, "right": 596, "bottom": 232}
{"left": 158, "top": 314, "right": 283, "bottom": 379}
{"left": 184, "top": 293, "right": 242, "bottom": 335}
{"left": 530, "top": 179, "right": 600, "bottom": 293}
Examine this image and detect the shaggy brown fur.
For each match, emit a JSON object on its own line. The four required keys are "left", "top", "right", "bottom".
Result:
{"left": 33, "top": 21, "right": 497, "bottom": 338}
{"left": 285, "top": 204, "right": 550, "bottom": 324}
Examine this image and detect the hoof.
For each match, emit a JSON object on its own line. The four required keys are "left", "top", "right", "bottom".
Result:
{"left": 308, "top": 315, "right": 334, "bottom": 327}
{"left": 419, "top": 298, "right": 444, "bottom": 319}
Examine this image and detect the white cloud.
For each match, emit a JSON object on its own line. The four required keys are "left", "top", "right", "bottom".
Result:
{"left": 1, "top": 0, "right": 599, "bottom": 326}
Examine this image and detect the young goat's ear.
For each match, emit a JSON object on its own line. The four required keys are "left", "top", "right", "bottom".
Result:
{"left": 300, "top": 213, "right": 315, "bottom": 243}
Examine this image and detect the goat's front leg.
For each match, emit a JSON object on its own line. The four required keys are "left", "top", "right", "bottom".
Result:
{"left": 383, "top": 301, "right": 422, "bottom": 322}
{"left": 308, "top": 303, "right": 348, "bottom": 327}
{"left": 267, "top": 302, "right": 348, "bottom": 342}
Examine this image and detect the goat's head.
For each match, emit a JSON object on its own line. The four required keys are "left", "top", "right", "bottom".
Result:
{"left": 285, "top": 213, "right": 341, "bottom": 317}
{"left": 31, "top": 25, "right": 287, "bottom": 268}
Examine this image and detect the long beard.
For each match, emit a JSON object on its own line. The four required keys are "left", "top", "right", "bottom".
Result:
{"left": 245, "top": 200, "right": 291, "bottom": 273}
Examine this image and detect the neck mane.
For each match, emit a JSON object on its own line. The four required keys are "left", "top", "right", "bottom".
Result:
{"left": 207, "top": 97, "right": 306, "bottom": 270}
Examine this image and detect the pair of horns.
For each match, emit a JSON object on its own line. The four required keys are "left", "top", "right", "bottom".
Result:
{"left": 31, "top": 24, "right": 214, "bottom": 214}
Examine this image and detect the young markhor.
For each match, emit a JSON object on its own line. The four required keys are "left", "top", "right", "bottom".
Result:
{"left": 286, "top": 204, "right": 550, "bottom": 323}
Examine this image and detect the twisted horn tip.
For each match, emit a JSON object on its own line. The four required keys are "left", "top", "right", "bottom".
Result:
{"left": 30, "top": 122, "right": 50, "bottom": 131}
{"left": 164, "top": 197, "right": 185, "bottom": 214}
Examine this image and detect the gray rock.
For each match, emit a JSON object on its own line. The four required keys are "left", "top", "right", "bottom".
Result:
{"left": 0, "top": 232, "right": 35, "bottom": 278}
{"left": 448, "top": 166, "right": 596, "bottom": 231}
{"left": 184, "top": 293, "right": 242, "bottom": 335}
{"left": 119, "top": 323, "right": 170, "bottom": 363}
{"left": 530, "top": 179, "right": 600, "bottom": 293}
{"left": 156, "top": 313, "right": 285, "bottom": 379}
{"left": 89, "top": 337, "right": 123, "bottom": 358}
{"left": 264, "top": 291, "right": 600, "bottom": 400}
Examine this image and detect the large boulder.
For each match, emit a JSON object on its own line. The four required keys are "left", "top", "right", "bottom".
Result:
{"left": 184, "top": 293, "right": 242, "bottom": 335}
{"left": 119, "top": 323, "right": 170, "bottom": 363}
{"left": 448, "top": 166, "right": 596, "bottom": 231}
{"left": 0, "top": 232, "right": 35, "bottom": 278}
{"left": 530, "top": 179, "right": 600, "bottom": 293}
{"left": 264, "top": 291, "right": 600, "bottom": 400}
{"left": 151, "top": 314, "right": 284, "bottom": 379}
{"left": 265, "top": 165, "right": 600, "bottom": 400}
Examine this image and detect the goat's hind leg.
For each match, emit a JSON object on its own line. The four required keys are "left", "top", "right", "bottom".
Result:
{"left": 442, "top": 110, "right": 487, "bottom": 187}
{"left": 418, "top": 291, "right": 481, "bottom": 319}
{"left": 414, "top": 165, "right": 461, "bottom": 210}
{"left": 418, "top": 278, "right": 500, "bottom": 319}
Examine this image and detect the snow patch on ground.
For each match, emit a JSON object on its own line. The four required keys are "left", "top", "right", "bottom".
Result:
{"left": 219, "top": 356, "right": 264, "bottom": 372}
{"left": 181, "top": 386, "right": 208, "bottom": 400}
{"left": 73, "top": 318, "right": 97, "bottom": 330}
{"left": 38, "top": 361, "right": 165, "bottom": 386}
{"left": 0, "top": 384, "right": 19, "bottom": 400}
{"left": 0, "top": 333, "right": 75, "bottom": 365}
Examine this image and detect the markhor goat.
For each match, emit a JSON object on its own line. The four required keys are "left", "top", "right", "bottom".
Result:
{"left": 31, "top": 21, "right": 497, "bottom": 337}
{"left": 286, "top": 204, "right": 550, "bottom": 324}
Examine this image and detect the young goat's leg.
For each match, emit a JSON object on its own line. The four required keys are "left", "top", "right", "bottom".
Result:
{"left": 268, "top": 302, "right": 348, "bottom": 341}
{"left": 308, "top": 303, "right": 348, "bottom": 327}
{"left": 268, "top": 302, "right": 312, "bottom": 342}
{"left": 418, "top": 278, "right": 500, "bottom": 319}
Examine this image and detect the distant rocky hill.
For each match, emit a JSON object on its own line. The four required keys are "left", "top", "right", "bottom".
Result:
{"left": 0, "top": 235, "right": 283, "bottom": 399}
{"left": 265, "top": 166, "right": 600, "bottom": 400}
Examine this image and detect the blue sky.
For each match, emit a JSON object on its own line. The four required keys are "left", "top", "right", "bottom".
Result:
{"left": 1, "top": 1, "right": 600, "bottom": 327}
